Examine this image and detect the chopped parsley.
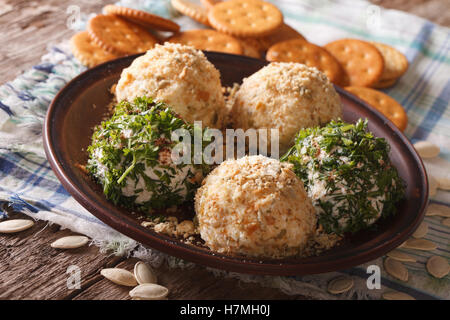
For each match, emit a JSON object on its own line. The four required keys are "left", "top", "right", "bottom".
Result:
{"left": 281, "top": 119, "right": 405, "bottom": 235}
{"left": 86, "top": 96, "right": 212, "bottom": 213}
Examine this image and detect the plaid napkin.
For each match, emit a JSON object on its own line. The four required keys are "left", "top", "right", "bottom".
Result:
{"left": 0, "top": 0, "right": 449, "bottom": 300}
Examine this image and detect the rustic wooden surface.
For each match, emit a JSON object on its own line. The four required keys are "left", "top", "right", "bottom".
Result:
{"left": 0, "top": 0, "right": 449, "bottom": 300}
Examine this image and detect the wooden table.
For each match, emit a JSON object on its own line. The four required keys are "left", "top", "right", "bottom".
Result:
{"left": 1, "top": 0, "right": 448, "bottom": 300}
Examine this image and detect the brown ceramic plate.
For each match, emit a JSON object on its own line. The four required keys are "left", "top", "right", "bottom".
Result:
{"left": 43, "top": 52, "right": 428, "bottom": 276}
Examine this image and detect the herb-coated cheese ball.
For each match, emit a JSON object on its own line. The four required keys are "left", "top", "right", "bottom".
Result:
{"left": 283, "top": 120, "right": 405, "bottom": 235}
{"left": 194, "top": 155, "right": 317, "bottom": 258}
{"left": 230, "top": 62, "right": 343, "bottom": 153}
{"left": 115, "top": 43, "right": 226, "bottom": 128}
{"left": 87, "top": 97, "right": 209, "bottom": 211}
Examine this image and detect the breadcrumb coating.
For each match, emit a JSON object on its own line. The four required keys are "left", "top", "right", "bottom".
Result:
{"left": 116, "top": 43, "right": 226, "bottom": 128}
{"left": 230, "top": 62, "right": 342, "bottom": 153}
{"left": 195, "top": 155, "right": 317, "bottom": 258}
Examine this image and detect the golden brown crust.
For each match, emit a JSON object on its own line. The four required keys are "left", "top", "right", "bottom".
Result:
{"left": 171, "top": 0, "right": 210, "bottom": 26}
{"left": 70, "top": 31, "right": 119, "bottom": 67}
{"left": 103, "top": 4, "right": 180, "bottom": 32}
{"left": 235, "top": 38, "right": 261, "bottom": 58}
{"left": 370, "top": 41, "right": 409, "bottom": 80}
{"left": 345, "top": 86, "right": 407, "bottom": 131}
{"left": 266, "top": 39, "right": 345, "bottom": 85}
{"left": 371, "top": 77, "right": 397, "bottom": 89}
{"left": 257, "top": 23, "right": 306, "bottom": 51}
{"left": 167, "top": 29, "right": 243, "bottom": 55}
{"left": 325, "top": 39, "right": 384, "bottom": 87}
{"left": 87, "top": 14, "right": 158, "bottom": 55}
{"left": 200, "top": 0, "right": 221, "bottom": 10}
{"left": 207, "top": 0, "right": 283, "bottom": 38}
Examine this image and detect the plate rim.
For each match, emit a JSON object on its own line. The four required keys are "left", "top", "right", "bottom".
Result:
{"left": 43, "top": 52, "right": 429, "bottom": 276}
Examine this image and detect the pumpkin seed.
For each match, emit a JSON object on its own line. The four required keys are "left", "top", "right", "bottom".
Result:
{"left": 100, "top": 268, "right": 137, "bottom": 286}
{"left": 386, "top": 250, "right": 416, "bottom": 263}
{"left": 426, "top": 203, "right": 450, "bottom": 217}
{"left": 51, "top": 235, "right": 89, "bottom": 249}
{"left": 134, "top": 261, "right": 157, "bottom": 285}
{"left": 436, "top": 176, "right": 450, "bottom": 190}
{"left": 382, "top": 291, "right": 415, "bottom": 300}
{"left": 129, "top": 283, "right": 168, "bottom": 300}
{"left": 327, "top": 276, "right": 354, "bottom": 294}
{"left": 384, "top": 257, "right": 408, "bottom": 282}
{"left": 442, "top": 218, "right": 450, "bottom": 227}
{"left": 428, "top": 174, "right": 438, "bottom": 197}
{"left": 414, "top": 141, "right": 440, "bottom": 159}
{"left": 412, "top": 222, "right": 428, "bottom": 239}
{"left": 0, "top": 219, "right": 34, "bottom": 233}
{"left": 397, "top": 241, "right": 407, "bottom": 248}
{"left": 402, "top": 238, "right": 437, "bottom": 251}
{"left": 426, "top": 256, "right": 450, "bottom": 279}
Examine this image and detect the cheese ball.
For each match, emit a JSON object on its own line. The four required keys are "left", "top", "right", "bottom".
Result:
{"left": 283, "top": 119, "right": 405, "bottom": 235}
{"left": 115, "top": 43, "right": 226, "bottom": 128}
{"left": 87, "top": 97, "right": 209, "bottom": 211}
{"left": 195, "top": 155, "right": 317, "bottom": 258}
{"left": 230, "top": 62, "right": 342, "bottom": 153}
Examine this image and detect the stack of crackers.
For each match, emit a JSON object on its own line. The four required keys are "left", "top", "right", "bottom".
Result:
{"left": 170, "top": 0, "right": 306, "bottom": 59}
{"left": 170, "top": 0, "right": 409, "bottom": 132}
{"left": 70, "top": 5, "right": 181, "bottom": 68}
{"left": 70, "top": 0, "right": 410, "bottom": 132}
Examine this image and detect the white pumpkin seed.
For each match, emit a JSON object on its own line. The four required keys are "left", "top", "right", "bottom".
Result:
{"left": 386, "top": 250, "right": 416, "bottom": 263}
{"left": 134, "top": 261, "right": 157, "bottom": 285}
{"left": 402, "top": 238, "right": 437, "bottom": 251}
{"left": 384, "top": 257, "right": 408, "bottom": 282}
{"left": 0, "top": 219, "right": 34, "bottom": 233}
{"left": 327, "top": 276, "right": 354, "bottom": 294}
{"left": 51, "top": 235, "right": 89, "bottom": 249}
{"left": 426, "top": 203, "right": 450, "bottom": 217}
{"left": 412, "top": 222, "right": 428, "bottom": 239}
{"left": 414, "top": 141, "right": 440, "bottom": 159}
{"left": 397, "top": 241, "right": 407, "bottom": 248}
{"left": 129, "top": 283, "right": 168, "bottom": 300}
{"left": 436, "top": 176, "right": 450, "bottom": 190}
{"left": 442, "top": 218, "right": 450, "bottom": 227}
{"left": 100, "top": 268, "right": 137, "bottom": 286}
{"left": 426, "top": 256, "right": 450, "bottom": 279}
{"left": 428, "top": 174, "right": 438, "bottom": 197}
{"left": 382, "top": 291, "right": 415, "bottom": 300}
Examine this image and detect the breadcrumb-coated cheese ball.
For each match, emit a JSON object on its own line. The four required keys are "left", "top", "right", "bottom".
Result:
{"left": 195, "top": 155, "right": 317, "bottom": 258}
{"left": 115, "top": 43, "right": 226, "bottom": 128}
{"left": 231, "top": 62, "right": 342, "bottom": 153}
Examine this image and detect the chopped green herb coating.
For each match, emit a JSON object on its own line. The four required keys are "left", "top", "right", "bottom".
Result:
{"left": 86, "top": 96, "right": 211, "bottom": 212}
{"left": 281, "top": 119, "right": 405, "bottom": 235}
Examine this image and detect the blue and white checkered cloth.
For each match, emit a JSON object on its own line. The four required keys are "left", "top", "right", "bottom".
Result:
{"left": 0, "top": 0, "right": 449, "bottom": 299}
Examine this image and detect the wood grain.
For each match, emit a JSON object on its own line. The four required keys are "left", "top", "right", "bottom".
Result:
{"left": 0, "top": 210, "right": 300, "bottom": 300}
{"left": 0, "top": 0, "right": 448, "bottom": 300}
{"left": 0, "top": 0, "right": 448, "bottom": 83}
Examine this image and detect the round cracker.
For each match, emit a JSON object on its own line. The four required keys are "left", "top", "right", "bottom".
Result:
{"left": 87, "top": 14, "right": 158, "bottom": 55}
{"left": 208, "top": 0, "right": 283, "bottom": 38}
{"left": 70, "top": 31, "right": 119, "bottom": 67}
{"left": 172, "top": 0, "right": 210, "bottom": 26}
{"left": 167, "top": 29, "right": 243, "bottom": 55}
{"left": 370, "top": 42, "right": 409, "bottom": 80}
{"left": 345, "top": 86, "right": 408, "bottom": 131}
{"left": 325, "top": 39, "right": 384, "bottom": 87}
{"left": 371, "top": 77, "right": 397, "bottom": 89}
{"left": 103, "top": 5, "right": 180, "bottom": 32}
{"left": 200, "top": 0, "right": 221, "bottom": 10}
{"left": 235, "top": 38, "right": 261, "bottom": 58}
{"left": 257, "top": 23, "right": 306, "bottom": 51}
{"left": 266, "top": 39, "right": 345, "bottom": 85}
